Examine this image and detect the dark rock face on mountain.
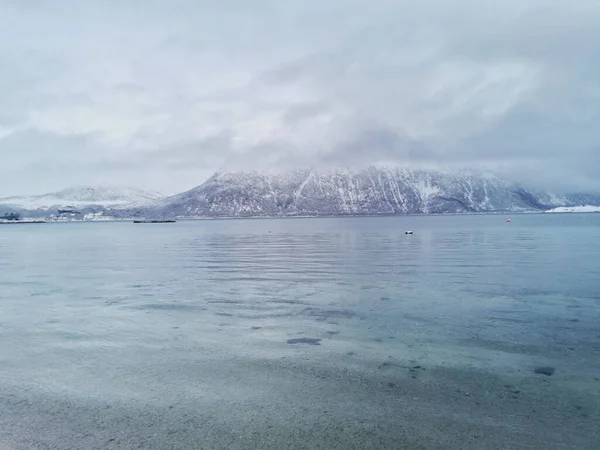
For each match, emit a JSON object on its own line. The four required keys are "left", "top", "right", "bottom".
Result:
{"left": 140, "top": 167, "right": 600, "bottom": 219}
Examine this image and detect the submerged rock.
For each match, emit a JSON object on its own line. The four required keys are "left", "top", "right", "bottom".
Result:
{"left": 534, "top": 367, "right": 556, "bottom": 376}
{"left": 299, "top": 307, "right": 357, "bottom": 322}
{"left": 287, "top": 337, "right": 322, "bottom": 345}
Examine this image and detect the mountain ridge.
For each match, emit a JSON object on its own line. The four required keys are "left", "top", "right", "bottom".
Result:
{"left": 0, "top": 185, "right": 164, "bottom": 219}
{"left": 3, "top": 168, "right": 599, "bottom": 220}
{"left": 0, "top": 185, "right": 163, "bottom": 209}
{"left": 139, "top": 166, "right": 600, "bottom": 219}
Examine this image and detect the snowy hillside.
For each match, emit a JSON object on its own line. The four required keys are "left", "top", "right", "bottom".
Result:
{"left": 0, "top": 186, "right": 164, "bottom": 219}
{"left": 139, "top": 166, "right": 600, "bottom": 219}
{"left": 545, "top": 205, "right": 600, "bottom": 213}
{"left": 4, "top": 168, "right": 599, "bottom": 221}
{"left": 0, "top": 186, "right": 163, "bottom": 210}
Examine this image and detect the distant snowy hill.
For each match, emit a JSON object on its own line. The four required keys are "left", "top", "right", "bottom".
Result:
{"left": 545, "top": 205, "right": 600, "bottom": 213}
{"left": 137, "top": 166, "right": 600, "bottom": 219}
{"left": 0, "top": 186, "right": 163, "bottom": 219}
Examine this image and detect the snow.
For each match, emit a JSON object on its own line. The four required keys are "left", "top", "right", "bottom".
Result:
{"left": 3, "top": 169, "right": 600, "bottom": 221}
{"left": 144, "top": 165, "right": 598, "bottom": 219}
{"left": 545, "top": 205, "right": 600, "bottom": 213}
{"left": 3, "top": 198, "right": 131, "bottom": 209}
{"left": 0, "top": 186, "right": 163, "bottom": 211}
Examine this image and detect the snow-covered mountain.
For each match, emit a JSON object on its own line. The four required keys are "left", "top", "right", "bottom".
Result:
{"left": 545, "top": 205, "right": 600, "bottom": 213}
{"left": 138, "top": 166, "right": 600, "bottom": 219}
{"left": 4, "top": 168, "right": 599, "bottom": 221}
{"left": 0, "top": 186, "right": 163, "bottom": 219}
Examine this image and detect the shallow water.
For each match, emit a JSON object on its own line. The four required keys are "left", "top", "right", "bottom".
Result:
{"left": 0, "top": 214, "right": 599, "bottom": 449}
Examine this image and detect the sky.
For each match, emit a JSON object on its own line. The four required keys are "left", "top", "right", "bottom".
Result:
{"left": 1, "top": 0, "right": 599, "bottom": 196}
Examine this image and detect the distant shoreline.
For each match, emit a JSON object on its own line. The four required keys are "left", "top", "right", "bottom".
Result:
{"left": 5, "top": 209, "right": 598, "bottom": 225}
{"left": 0, "top": 210, "right": 600, "bottom": 225}
{"left": 0, "top": 220, "right": 47, "bottom": 225}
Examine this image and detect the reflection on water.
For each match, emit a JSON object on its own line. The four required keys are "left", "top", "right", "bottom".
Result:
{"left": 0, "top": 214, "right": 599, "bottom": 449}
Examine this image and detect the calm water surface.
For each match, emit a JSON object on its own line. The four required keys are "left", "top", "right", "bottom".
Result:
{"left": 0, "top": 215, "right": 599, "bottom": 449}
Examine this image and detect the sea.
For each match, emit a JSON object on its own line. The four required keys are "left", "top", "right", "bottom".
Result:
{"left": 0, "top": 214, "right": 599, "bottom": 449}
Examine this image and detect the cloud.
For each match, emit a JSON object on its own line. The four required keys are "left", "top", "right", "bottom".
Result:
{"left": 1, "top": 0, "right": 599, "bottom": 195}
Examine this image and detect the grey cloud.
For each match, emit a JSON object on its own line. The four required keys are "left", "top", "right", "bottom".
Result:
{"left": 282, "top": 102, "right": 328, "bottom": 124}
{"left": 328, "top": 128, "right": 413, "bottom": 166}
{"left": 0, "top": 129, "right": 90, "bottom": 165}
{"left": 223, "top": 141, "right": 305, "bottom": 172}
{"left": 239, "top": 1, "right": 600, "bottom": 184}
{"left": 112, "top": 83, "right": 146, "bottom": 95}
{"left": 1, "top": 0, "right": 599, "bottom": 195}
{"left": 133, "top": 132, "right": 233, "bottom": 171}
{"left": 0, "top": 129, "right": 97, "bottom": 195}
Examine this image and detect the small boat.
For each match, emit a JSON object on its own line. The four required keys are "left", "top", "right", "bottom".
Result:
{"left": 405, "top": 230, "right": 413, "bottom": 235}
{"left": 133, "top": 220, "right": 176, "bottom": 224}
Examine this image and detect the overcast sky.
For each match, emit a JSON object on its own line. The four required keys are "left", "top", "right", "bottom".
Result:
{"left": 1, "top": 0, "right": 599, "bottom": 196}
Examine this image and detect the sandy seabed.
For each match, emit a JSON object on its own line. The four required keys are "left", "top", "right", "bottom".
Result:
{"left": 1, "top": 337, "right": 598, "bottom": 450}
